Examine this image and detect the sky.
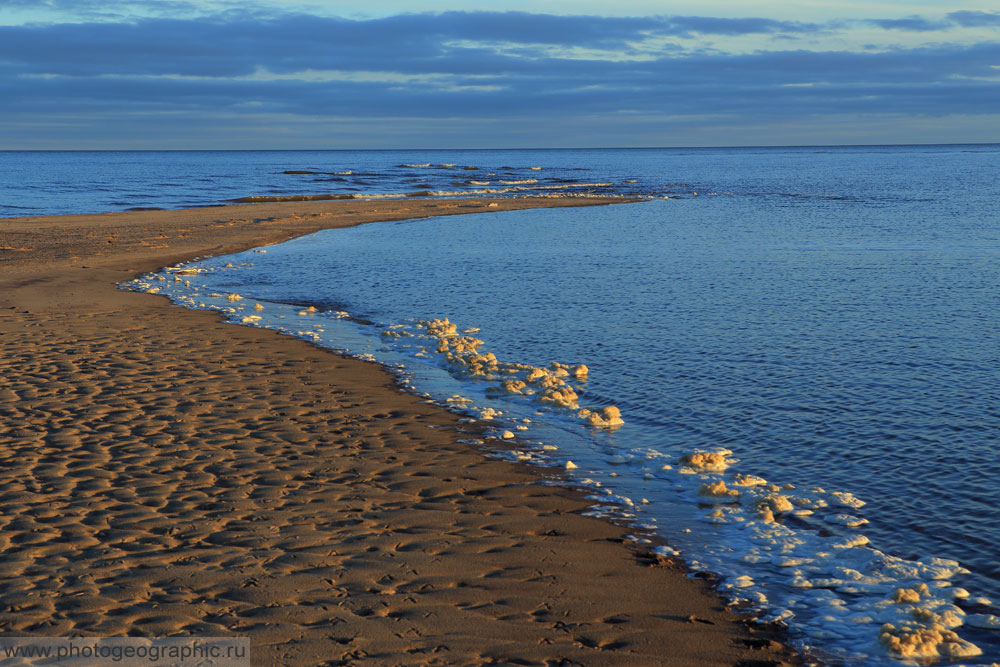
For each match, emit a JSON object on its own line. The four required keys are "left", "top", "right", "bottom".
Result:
{"left": 1, "top": 1, "right": 998, "bottom": 148}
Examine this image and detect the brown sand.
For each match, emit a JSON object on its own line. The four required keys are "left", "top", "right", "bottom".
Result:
{"left": 1, "top": 198, "right": 801, "bottom": 665}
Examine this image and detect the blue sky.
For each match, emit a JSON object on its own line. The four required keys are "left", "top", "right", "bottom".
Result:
{"left": 1, "top": 1, "right": 998, "bottom": 148}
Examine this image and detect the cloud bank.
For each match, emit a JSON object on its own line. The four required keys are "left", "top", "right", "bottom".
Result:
{"left": 1, "top": 9, "right": 997, "bottom": 148}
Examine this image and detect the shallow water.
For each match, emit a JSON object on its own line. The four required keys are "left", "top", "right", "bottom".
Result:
{"left": 96, "top": 145, "right": 1000, "bottom": 663}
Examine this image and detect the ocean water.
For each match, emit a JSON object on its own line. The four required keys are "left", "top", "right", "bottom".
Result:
{"left": 0, "top": 148, "right": 654, "bottom": 217}
{"left": 11, "top": 145, "right": 999, "bottom": 664}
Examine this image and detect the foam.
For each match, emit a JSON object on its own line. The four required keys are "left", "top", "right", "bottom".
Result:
{"left": 732, "top": 473, "right": 767, "bottom": 487}
{"left": 583, "top": 406, "right": 624, "bottom": 429}
{"left": 679, "top": 449, "right": 735, "bottom": 472}
{"left": 698, "top": 479, "right": 740, "bottom": 500}
{"left": 122, "top": 259, "right": 998, "bottom": 667}
{"left": 410, "top": 317, "right": 623, "bottom": 429}
{"left": 967, "top": 614, "right": 1000, "bottom": 629}
{"left": 879, "top": 623, "right": 981, "bottom": 659}
{"left": 828, "top": 491, "right": 866, "bottom": 509}
{"left": 892, "top": 584, "right": 931, "bottom": 604}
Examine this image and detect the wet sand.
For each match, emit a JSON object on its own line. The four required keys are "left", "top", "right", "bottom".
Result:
{"left": 0, "top": 198, "right": 801, "bottom": 665}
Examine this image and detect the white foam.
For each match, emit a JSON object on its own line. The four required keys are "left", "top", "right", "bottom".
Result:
{"left": 967, "top": 614, "right": 1000, "bottom": 629}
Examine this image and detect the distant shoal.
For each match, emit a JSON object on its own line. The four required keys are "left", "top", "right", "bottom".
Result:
{"left": 0, "top": 198, "right": 802, "bottom": 665}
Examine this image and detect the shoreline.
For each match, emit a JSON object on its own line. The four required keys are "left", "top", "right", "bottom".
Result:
{"left": 1, "top": 198, "right": 802, "bottom": 665}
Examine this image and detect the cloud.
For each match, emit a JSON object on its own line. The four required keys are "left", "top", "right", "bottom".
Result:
{"left": 666, "top": 15, "right": 821, "bottom": 36}
{"left": 0, "top": 10, "right": 997, "bottom": 147}
{"left": 0, "top": 0, "right": 209, "bottom": 21}
{"left": 0, "top": 10, "right": 832, "bottom": 80}
{"left": 947, "top": 10, "right": 1000, "bottom": 27}
{"left": 868, "top": 16, "right": 947, "bottom": 32}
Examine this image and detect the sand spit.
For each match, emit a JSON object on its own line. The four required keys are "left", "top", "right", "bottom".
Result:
{"left": 1, "top": 198, "right": 799, "bottom": 665}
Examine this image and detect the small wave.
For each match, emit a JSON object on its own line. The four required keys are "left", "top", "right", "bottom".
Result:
{"left": 230, "top": 194, "right": 362, "bottom": 203}
{"left": 399, "top": 163, "right": 431, "bottom": 168}
{"left": 523, "top": 182, "right": 613, "bottom": 191}
{"left": 229, "top": 181, "right": 624, "bottom": 204}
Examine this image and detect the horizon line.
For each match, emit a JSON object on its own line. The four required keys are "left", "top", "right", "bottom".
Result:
{"left": 1, "top": 141, "right": 999, "bottom": 152}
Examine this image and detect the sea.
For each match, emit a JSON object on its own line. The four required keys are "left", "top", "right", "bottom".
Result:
{"left": 4, "top": 146, "right": 999, "bottom": 664}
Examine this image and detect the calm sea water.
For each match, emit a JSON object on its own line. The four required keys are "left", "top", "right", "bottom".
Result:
{"left": 12, "top": 146, "right": 1000, "bottom": 664}
{"left": 1, "top": 148, "right": 659, "bottom": 217}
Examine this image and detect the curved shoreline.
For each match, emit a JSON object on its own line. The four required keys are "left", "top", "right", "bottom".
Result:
{"left": 1, "top": 198, "right": 802, "bottom": 665}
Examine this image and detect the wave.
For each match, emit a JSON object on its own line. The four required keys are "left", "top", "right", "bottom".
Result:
{"left": 230, "top": 182, "right": 627, "bottom": 204}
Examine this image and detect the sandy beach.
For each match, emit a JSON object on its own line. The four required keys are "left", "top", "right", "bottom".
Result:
{"left": 1, "top": 198, "right": 800, "bottom": 665}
